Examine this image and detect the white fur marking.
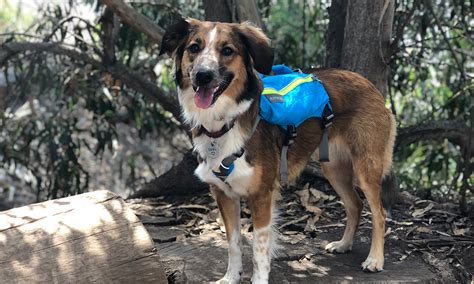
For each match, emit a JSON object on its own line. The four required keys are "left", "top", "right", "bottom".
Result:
{"left": 179, "top": 84, "right": 255, "bottom": 198}
{"left": 218, "top": 229, "right": 243, "bottom": 283}
{"left": 178, "top": 87, "right": 252, "bottom": 131}
{"left": 251, "top": 225, "right": 275, "bottom": 284}
{"left": 199, "top": 27, "right": 219, "bottom": 69}
{"left": 194, "top": 149, "right": 254, "bottom": 198}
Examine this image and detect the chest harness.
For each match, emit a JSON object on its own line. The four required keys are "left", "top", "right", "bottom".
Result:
{"left": 197, "top": 64, "right": 334, "bottom": 187}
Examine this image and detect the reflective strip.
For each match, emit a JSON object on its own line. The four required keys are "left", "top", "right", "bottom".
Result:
{"left": 262, "top": 75, "right": 313, "bottom": 96}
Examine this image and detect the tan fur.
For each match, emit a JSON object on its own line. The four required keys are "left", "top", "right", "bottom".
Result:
{"left": 162, "top": 19, "right": 397, "bottom": 282}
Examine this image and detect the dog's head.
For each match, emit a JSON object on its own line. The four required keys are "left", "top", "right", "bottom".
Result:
{"left": 160, "top": 19, "right": 274, "bottom": 111}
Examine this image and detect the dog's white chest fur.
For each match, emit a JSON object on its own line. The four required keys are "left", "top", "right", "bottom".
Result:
{"left": 194, "top": 128, "right": 254, "bottom": 198}
{"left": 178, "top": 87, "right": 255, "bottom": 197}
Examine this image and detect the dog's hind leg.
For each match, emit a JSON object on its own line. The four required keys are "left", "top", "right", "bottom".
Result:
{"left": 212, "top": 188, "right": 243, "bottom": 284}
{"left": 353, "top": 160, "right": 387, "bottom": 272}
{"left": 322, "top": 157, "right": 363, "bottom": 253}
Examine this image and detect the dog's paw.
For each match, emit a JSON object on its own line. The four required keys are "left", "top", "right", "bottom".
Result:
{"left": 215, "top": 273, "right": 241, "bottom": 284}
{"left": 325, "top": 241, "right": 352, "bottom": 253}
{"left": 361, "top": 256, "right": 384, "bottom": 272}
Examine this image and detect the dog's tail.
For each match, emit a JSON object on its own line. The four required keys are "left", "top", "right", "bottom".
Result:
{"left": 381, "top": 113, "right": 399, "bottom": 218}
{"left": 381, "top": 170, "right": 400, "bottom": 218}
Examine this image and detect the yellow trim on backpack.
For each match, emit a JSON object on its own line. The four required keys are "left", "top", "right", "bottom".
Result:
{"left": 262, "top": 75, "right": 313, "bottom": 96}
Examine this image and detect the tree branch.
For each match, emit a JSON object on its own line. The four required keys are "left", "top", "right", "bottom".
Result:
{"left": 395, "top": 119, "right": 472, "bottom": 154}
{"left": 100, "top": 8, "right": 119, "bottom": 66}
{"left": 0, "top": 41, "right": 182, "bottom": 123}
{"left": 100, "top": 0, "right": 165, "bottom": 45}
{"left": 388, "top": 0, "right": 421, "bottom": 61}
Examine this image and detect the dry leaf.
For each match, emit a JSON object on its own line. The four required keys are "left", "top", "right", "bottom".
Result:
{"left": 306, "top": 204, "right": 323, "bottom": 214}
{"left": 305, "top": 210, "right": 324, "bottom": 232}
{"left": 452, "top": 227, "right": 468, "bottom": 236}
{"left": 416, "top": 226, "right": 432, "bottom": 233}
{"left": 176, "top": 234, "right": 187, "bottom": 241}
{"left": 289, "top": 234, "right": 306, "bottom": 244}
{"left": 296, "top": 185, "right": 323, "bottom": 214}
{"left": 412, "top": 203, "right": 434, "bottom": 218}
{"left": 309, "top": 187, "right": 335, "bottom": 202}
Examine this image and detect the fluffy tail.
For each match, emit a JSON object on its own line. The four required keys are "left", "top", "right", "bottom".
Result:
{"left": 381, "top": 113, "right": 399, "bottom": 217}
{"left": 381, "top": 170, "right": 400, "bottom": 218}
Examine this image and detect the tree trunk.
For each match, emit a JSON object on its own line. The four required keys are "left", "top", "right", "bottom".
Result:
{"left": 325, "top": 0, "right": 347, "bottom": 69}
{"left": 202, "top": 0, "right": 233, "bottom": 22}
{"left": 129, "top": 150, "right": 208, "bottom": 199}
{"left": 203, "top": 0, "right": 264, "bottom": 29}
{"left": 326, "top": 0, "right": 394, "bottom": 96}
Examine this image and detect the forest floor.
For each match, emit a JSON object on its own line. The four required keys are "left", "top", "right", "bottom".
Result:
{"left": 127, "top": 183, "right": 473, "bottom": 283}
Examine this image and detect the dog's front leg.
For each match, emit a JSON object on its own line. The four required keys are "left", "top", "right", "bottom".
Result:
{"left": 248, "top": 190, "right": 275, "bottom": 284}
{"left": 212, "top": 187, "right": 243, "bottom": 284}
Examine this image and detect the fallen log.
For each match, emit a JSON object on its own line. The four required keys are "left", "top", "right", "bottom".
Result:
{"left": 0, "top": 190, "right": 166, "bottom": 283}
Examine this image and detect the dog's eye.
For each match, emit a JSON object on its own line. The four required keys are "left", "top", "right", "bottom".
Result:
{"left": 221, "top": 47, "right": 234, "bottom": 56}
{"left": 188, "top": 43, "right": 200, "bottom": 54}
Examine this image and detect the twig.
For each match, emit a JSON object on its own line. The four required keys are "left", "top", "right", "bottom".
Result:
{"left": 402, "top": 238, "right": 474, "bottom": 247}
{"left": 388, "top": 0, "right": 421, "bottom": 61}
{"left": 100, "top": 0, "right": 165, "bottom": 45}
{"left": 278, "top": 214, "right": 309, "bottom": 230}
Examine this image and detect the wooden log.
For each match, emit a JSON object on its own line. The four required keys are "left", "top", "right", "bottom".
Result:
{"left": 0, "top": 190, "right": 166, "bottom": 283}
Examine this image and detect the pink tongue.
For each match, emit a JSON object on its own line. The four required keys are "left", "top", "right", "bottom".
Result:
{"left": 194, "top": 87, "right": 215, "bottom": 109}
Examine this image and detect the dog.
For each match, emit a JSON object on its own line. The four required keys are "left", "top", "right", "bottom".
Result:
{"left": 160, "top": 18, "right": 397, "bottom": 283}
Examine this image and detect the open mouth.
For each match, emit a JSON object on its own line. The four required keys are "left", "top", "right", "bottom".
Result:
{"left": 193, "top": 74, "right": 233, "bottom": 109}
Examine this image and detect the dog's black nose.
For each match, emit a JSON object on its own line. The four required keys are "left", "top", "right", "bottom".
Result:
{"left": 195, "top": 69, "right": 214, "bottom": 86}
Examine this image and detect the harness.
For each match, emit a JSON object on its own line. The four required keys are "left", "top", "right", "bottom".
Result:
{"left": 200, "top": 64, "right": 334, "bottom": 186}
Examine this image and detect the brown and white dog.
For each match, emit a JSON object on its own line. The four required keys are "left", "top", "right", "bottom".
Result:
{"left": 160, "top": 19, "right": 397, "bottom": 283}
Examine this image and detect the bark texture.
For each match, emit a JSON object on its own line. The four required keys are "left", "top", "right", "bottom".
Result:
{"left": 325, "top": 0, "right": 347, "bottom": 69}
{"left": 326, "top": 0, "right": 395, "bottom": 96}
{"left": 203, "top": 0, "right": 264, "bottom": 29}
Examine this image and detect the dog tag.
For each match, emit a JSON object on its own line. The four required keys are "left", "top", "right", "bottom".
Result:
{"left": 207, "top": 140, "right": 220, "bottom": 159}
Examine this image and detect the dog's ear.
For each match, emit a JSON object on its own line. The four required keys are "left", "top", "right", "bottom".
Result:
{"left": 236, "top": 23, "right": 274, "bottom": 75}
{"left": 159, "top": 18, "right": 191, "bottom": 56}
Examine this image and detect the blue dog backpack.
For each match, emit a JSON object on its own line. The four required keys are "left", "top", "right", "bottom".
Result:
{"left": 259, "top": 64, "right": 334, "bottom": 185}
{"left": 213, "top": 65, "right": 334, "bottom": 186}
{"left": 260, "top": 64, "right": 333, "bottom": 129}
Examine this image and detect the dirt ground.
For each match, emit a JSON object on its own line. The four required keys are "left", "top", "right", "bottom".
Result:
{"left": 127, "top": 182, "right": 473, "bottom": 283}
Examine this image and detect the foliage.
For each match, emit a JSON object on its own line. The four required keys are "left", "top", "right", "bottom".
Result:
{"left": 0, "top": 1, "right": 186, "bottom": 200}
{"left": 259, "top": 0, "right": 329, "bottom": 69}
{"left": 0, "top": 0, "right": 471, "bottom": 205}
{"left": 389, "top": 0, "right": 472, "bottom": 201}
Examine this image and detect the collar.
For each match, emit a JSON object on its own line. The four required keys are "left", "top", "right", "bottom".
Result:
{"left": 196, "top": 119, "right": 235, "bottom": 139}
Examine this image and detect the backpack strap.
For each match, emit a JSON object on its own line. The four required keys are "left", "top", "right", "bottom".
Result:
{"left": 319, "top": 103, "right": 334, "bottom": 162}
{"left": 280, "top": 125, "right": 297, "bottom": 188}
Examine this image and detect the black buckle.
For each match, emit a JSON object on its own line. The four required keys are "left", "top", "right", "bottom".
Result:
{"left": 322, "top": 104, "right": 334, "bottom": 129}
{"left": 285, "top": 125, "right": 297, "bottom": 146}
